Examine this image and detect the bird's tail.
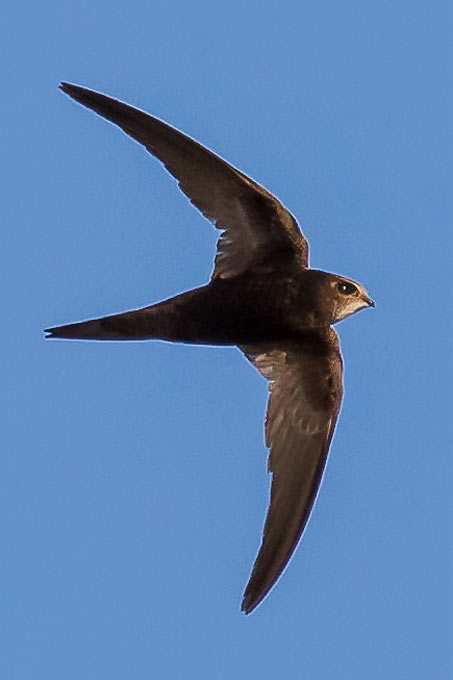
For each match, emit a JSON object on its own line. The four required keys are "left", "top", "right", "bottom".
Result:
{"left": 45, "top": 283, "right": 246, "bottom": 344}
{"left": 44, "top": 284, "right": 228, "bottom": 343}
{"left": 44, "top": 306, "right": 159, "bottom": 341}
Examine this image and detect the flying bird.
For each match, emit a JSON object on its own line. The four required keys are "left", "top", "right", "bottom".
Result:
{"left": 46, "top": 83, "right": 374, "bottom": 614}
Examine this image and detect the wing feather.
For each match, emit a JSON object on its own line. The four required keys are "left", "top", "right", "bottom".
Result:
{"left": 240, "top": 332, "right": 343, "bottom": 614}
{"left": 59, "top": 83, "right": 308, "bottom": 278}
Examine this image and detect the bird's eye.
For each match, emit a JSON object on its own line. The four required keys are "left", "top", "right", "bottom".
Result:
{"left": 337, "top": 281, "right": 357, "bottom": 295}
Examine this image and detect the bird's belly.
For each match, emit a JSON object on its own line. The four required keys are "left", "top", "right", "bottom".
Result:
{"left": 146, "top": 280, "right": 309, "bottom": 345}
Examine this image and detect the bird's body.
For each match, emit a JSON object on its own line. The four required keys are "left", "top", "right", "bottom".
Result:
{"left": 46, "top": 83, "right": 374, "bottom": 614}
{"left": 48, "top": 269, "right": 346, "bottom": 344}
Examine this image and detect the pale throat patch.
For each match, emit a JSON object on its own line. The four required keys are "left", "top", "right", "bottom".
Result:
{"left": 335, "top": 298, "right": 369, "bottom": 322}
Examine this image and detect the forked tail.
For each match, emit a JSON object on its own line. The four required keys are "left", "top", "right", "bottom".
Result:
{"left": 44, "top": 306, "right": 159, "bottom": 341}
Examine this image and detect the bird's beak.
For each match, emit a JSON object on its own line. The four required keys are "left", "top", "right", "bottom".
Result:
{"left": 362, "top": 295, "right": 375, "bottom": 308}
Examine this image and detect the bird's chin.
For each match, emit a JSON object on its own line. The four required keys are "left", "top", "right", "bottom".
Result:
{"left": 332, "top": 299, "right": 372, "bottom": 323}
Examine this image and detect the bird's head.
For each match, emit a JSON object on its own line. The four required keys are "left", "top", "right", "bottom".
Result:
{"left": 325, "top": 274, "right": 375, "bottom": 324}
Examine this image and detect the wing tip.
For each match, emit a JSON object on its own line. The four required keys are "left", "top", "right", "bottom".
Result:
{"left": 59, "top": 82, "right": 90, "bottom": 103}
{"left": 240, "top": 597, "right": 256, "bottom": 616}
{"left": 59, "top": 81, "right": 76, "bottom": 95}
{"left": 240, "top": 585, "right": 268, "bottom": 615}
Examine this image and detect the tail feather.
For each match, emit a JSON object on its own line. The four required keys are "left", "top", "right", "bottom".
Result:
{"left": 45, "top": 284, "right": 234, "bottom": 344}
{"left": 44, "top": 308, "right": 157, "bottom": 341}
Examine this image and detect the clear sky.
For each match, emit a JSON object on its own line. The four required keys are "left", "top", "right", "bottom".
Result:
{"left": 2, "top": 0, "right": 452, "bottom": 678}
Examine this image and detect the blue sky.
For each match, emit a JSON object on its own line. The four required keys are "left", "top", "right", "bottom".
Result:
{"left": 2, "top": 0, "right": 452, "bottom": 678}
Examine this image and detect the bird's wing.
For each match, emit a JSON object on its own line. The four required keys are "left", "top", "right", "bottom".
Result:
{"left": 239, "top": 330, "right": 343, "bottom": 614}
{"left": 59, "top": 83, "right": 309, "bottom": 278}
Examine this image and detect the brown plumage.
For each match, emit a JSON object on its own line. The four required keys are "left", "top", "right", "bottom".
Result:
{"left": 45, "top": 83, "right": 374, "bottom": 614}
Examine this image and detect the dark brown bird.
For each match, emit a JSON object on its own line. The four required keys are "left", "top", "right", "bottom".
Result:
{"left": 45, "top": 83, "right": 374, "bottom": 614}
